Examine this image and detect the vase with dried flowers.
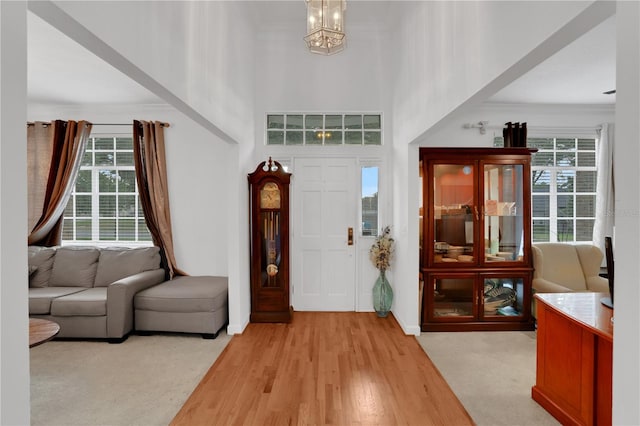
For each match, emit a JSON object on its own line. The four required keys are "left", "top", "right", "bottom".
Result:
{"left": 369, "top": 226, "right": 394, "bottom": 317}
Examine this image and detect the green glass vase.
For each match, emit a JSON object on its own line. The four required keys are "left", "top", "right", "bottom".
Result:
{"left": 373, "top": 271, "right": 393, "bottom": 317}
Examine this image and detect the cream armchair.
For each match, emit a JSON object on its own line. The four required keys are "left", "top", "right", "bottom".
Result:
{"left": 532, "top": 243, "right": 610, "bottom": 294}
{"left": 531, "top": 243, "right": 610, "bottom": 319}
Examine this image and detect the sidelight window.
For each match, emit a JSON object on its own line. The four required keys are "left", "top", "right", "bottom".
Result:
{"left": 362, "top": 166, "right": 379, "bottom": 236}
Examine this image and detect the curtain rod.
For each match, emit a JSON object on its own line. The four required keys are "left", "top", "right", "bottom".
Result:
{"left": 27, "top": 121, "right": 170, "bottom": 127}
{"left": 102, "top": 122, "right": 171, "bottom": 127}
{"left": 462, "top": 122, "right": 601, "bottom": 134}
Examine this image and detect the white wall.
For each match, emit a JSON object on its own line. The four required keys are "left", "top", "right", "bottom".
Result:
{"left": 0, "top": 2, "right": 30, "bottom": 424}
{"left": 613, "top": 2, "right": 640, "bottom": 423}
{"left": 27, "top": 104, "right": 232, "bottom": 277}
{"left": 426, "top": 103, "right": 615, "bottom": 146}
{"left": 392, "top": 1, "right": 596, "bottom": 145}
{"left": 225, "top": 141, "right": 252, "bottom": 334}
{"left": 50, "top": 0, "right": 256, "bottom": 145}
{"left": 253, "top": 27, "right": 393, "bottom": 161}
{"left": 391, "top": 140, "right": 421, "bottom": 334}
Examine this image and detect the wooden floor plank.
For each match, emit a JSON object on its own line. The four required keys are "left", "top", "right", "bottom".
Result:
{"left": 171, "top": 312, "right": 474, "bottom": 426}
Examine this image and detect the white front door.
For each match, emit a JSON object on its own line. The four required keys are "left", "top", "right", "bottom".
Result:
{"left": 292, "top": 158, "right": 357, "bottom": 311}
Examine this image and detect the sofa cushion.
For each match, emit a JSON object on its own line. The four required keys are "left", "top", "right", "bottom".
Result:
{"left": 94, "top": 246, "right": 161, "bottom": 287}
{"left": 49, "top": 246, "right": 100, "bottom": 287}
{"left": 28, "top": 287, "right": 86, "bottom": 315}
{"left": 50, "top": 288, "right": 107, "bottom": 316}
{"left": 28, "top": 246, "right": 57, "bottom": 288}
{"left": 134, "top": 276, "right": 228, "bottom": 313}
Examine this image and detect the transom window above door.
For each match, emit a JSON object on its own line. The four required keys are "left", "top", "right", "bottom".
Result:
{"left": 266, "top": 113, "right": 382, "bottom": 146}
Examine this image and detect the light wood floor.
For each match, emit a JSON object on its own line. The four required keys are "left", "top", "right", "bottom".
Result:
{"left": 171, "top": 312, "right": 474, "bottom": 426}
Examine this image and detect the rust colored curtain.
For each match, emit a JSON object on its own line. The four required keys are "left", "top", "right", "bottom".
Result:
{"left": 133, "top": 120, "right": 185, "bottom": 279}
{"left": 27, "top": 122, "right": 54, "bottom": 232}
{"left": 28, "top": 120, "right": 92, "bottom": 246}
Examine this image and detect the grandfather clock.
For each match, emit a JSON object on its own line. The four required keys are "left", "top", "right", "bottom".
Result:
{"left": 248, "top": 158, "right": 292, "bottom": 322}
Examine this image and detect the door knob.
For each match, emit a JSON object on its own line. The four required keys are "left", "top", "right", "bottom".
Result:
{"left": 348, "top": 227, "right": 354, "bottom": 245}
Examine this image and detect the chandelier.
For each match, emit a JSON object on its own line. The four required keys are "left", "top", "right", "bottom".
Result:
{"left": 304, "top": 0, "right": 346, "bottom": 55}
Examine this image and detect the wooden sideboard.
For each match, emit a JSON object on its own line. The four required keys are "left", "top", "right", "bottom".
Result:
{"left": 532, "top": 292, "right": 613, "bottom": 426}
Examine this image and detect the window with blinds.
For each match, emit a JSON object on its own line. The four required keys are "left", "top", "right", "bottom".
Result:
{"left": 495, "top": 136, "right": 597, "bottom": 243}
{"left": 61, "top": 136, "right": 152, "bottom": 245}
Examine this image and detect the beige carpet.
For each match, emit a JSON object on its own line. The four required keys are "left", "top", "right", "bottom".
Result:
{"left": 416, "top": 330, "right": 560, "bottom": 426}
{"left": 31, "top": 326, "right": 559, "bottom": 425}
{"left": 30, "top": 332, "right": 232, "bottom": 426}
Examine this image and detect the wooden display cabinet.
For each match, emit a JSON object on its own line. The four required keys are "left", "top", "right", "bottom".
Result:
{"left": 420, "top": 148, "right": 536, "bottom": 331}
{"left": 248, "top": 158, "right": 292, "bottom": 322}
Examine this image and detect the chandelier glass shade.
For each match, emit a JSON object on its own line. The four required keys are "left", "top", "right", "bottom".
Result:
{"left": 304, "top": 0, "right": 346, "bottom": 55}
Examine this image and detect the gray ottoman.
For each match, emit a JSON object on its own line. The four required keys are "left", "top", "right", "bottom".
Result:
{"left": 134, "top": 276, "right": 228, "bottom": 338}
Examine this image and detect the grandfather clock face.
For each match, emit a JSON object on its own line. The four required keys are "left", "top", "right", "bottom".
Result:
{"left": 260, "top": 182, "right": 281, "bottom": 209}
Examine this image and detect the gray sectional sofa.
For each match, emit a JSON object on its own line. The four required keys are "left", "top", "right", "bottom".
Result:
{"left": 28, "top": 245, "right": 165, "bottom": 342}
{"left": 134, "top": 275, "right": 228, "bottom": 339}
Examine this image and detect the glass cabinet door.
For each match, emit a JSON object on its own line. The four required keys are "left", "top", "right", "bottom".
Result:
{"left": 483, "top": 163, "right": 524, "bottom": 263}
{"left": 430, "top": 276, "right": 475, "bottom": 320}
{"left": 432, "top": 163, "right": 476, "bottom": 265}
{"left": 482, "top": 276, "right": 526, "bottom": 319}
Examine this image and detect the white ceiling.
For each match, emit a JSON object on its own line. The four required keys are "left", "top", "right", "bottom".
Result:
{"left": 488, "top": 15, "right": 616, "bottom": 105}
{"left": 26, "top": 3, "right": 616, "bottom": 107}
{"left": 27, "top": 12, "right": 162, "bottom": 106}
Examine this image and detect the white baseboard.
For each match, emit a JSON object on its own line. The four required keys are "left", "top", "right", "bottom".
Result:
{"left": 395, "top": 313, "right": 421, "bottom": 336}
{"left": 226, "top": 316, "right": 249, "bottom": 335}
